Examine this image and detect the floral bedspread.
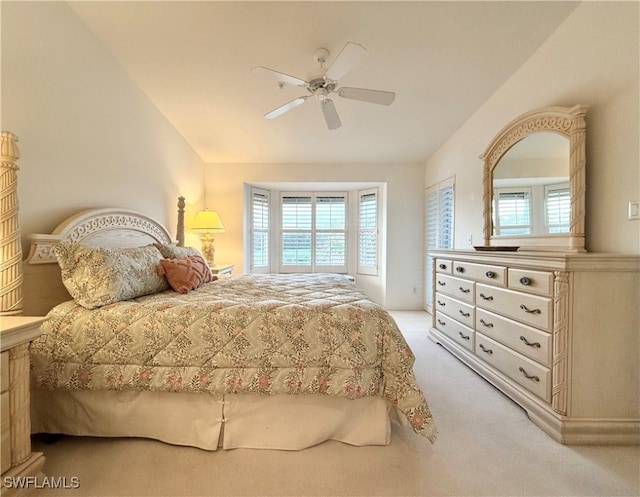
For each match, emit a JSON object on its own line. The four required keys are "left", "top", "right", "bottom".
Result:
{"left": 31, "top": 273, "right": 436, "bottom": 442}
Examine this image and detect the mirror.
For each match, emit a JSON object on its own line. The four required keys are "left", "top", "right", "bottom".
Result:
{"left": 480, "top": 105, "right": 587, "bottom": 252}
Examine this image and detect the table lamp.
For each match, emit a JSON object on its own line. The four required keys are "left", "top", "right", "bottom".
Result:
{"left": 191, "top": 209, "right": 225, "bottom": 266}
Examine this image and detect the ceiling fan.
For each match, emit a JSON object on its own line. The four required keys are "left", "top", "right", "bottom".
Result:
{"left": 252, "top": 42, "right": 395, "bottom": 130}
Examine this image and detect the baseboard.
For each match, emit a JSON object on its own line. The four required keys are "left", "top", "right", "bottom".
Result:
{"left": 429, "top": 327, "right": 640, "bottom": 445}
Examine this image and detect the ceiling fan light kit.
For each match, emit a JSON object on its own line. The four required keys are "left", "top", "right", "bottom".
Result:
{"left": 252, "top": 42, "right": 395, "bottom": 130}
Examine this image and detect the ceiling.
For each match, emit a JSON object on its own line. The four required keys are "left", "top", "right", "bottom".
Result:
{"left": 68, "top": 1, "right": 579, "bottom": 164}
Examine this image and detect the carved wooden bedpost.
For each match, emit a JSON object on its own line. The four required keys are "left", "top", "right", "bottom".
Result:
{"left": 0, "top": 131, "right": 23, "bottom": 316}
{"left": 177, "top": 196, "right": 185, "bottom": 247}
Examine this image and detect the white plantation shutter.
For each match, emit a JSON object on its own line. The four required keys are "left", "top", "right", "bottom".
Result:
{"left": 281, "top": 195, "right": 313, "bottom": 269}
{"left": 493, "top": 188, "right": 531, "bottom": 235}
{"left": 424, "top": 177, "right": 455, "bottom": 312}
{"left": 358, "top": 189, "right": 378, "bottom": 275}
{"left": 251, "top": 188, "right": 270, "bottom": 272}
{"left": 545, "top": 183, "right": 570, "bottom": 233}
{"left": 280, "top": 193, "right": 347, "bottom": 273}
{"left": 315, "top": 196, "right": 346, "bottom": 267}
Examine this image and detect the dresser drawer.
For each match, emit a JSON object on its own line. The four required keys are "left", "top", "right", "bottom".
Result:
{"left": 476, "top": 308, "right": 552, "bottom": 367}
{"left": 475, "top": 334, "right": 551, "bottom": 402}
{"left": 435, "top": 312, "right": 475, "bottom": 352}
{"left": 476, "top": 284, "right": 552, "bottom": 331}
{"left": 452, "top": 261, "right": 506, "bottom": 287}
{"left": 1, "top": 390, "right": 10, "bottom": 473}
{"left": 1, "top": 351, "right": 8, "bottom": 392}
{"left": 434, "top": 293, "right": 475, "bottom": 328}
{"left": 508, "top": 268, "right": 554, "bottom": 297}
{"left": 435, "top": 274, "right": 475, "bottom": 304}
{"left": 435, "top": 258, "right": 453, "bottom": 275}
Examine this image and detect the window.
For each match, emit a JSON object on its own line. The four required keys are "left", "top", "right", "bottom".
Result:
{"left": 280, "top": 192, "right": 347, "bottom": 273}
{"left": 545, "top": 183, "right": 570, "bottom": 233}
{"left": 493, "top": 188, "right": 532, "bottom": 236}
{"left": 250, "top": 188, "right": 270, "bottom": 272}
{"left": 424, "top": 177, "right": 455, "bottom": 311}
{"left": 358, "top": 189, "right": 378, "bottom": 275}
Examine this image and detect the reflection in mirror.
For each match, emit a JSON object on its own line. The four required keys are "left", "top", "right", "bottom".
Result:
{"left": 492, "top": 132, "right": 570, "bottom": 236}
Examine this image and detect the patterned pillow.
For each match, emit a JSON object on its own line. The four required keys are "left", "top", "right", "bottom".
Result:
{"left": 153, "top": 243, "right": 204, "bottom": 259}
{"left": 157, "top": 255, "right": 215, "bottom": 294}
{"left": 55, "top": 242, "right": 169, "bottom": 309}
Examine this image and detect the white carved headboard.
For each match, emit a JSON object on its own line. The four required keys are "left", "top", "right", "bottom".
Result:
{"left": 23, "top": 201, "right": 185, "bottom": 316}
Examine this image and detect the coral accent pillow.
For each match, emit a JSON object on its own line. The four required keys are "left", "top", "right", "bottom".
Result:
{"left": 157, "top": 255, "right": 215, "bottom": 294}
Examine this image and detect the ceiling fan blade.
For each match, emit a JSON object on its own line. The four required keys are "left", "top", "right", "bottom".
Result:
{"left": 251, "top": 66, "right": 307, "bottom": 87}
{"left": 325, "top": 42, "right": 366, "bottom": 81}
{"left": 321, "top": 98, "right": 342, "bottom": 130}
{"left": 264, "top": 96, "right": 308, "bottom": 119}
{"left": 337, "top": 87, "right": 396, "bottom": 105}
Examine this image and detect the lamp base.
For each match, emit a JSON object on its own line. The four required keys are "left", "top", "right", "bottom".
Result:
{"left": 200, "top": 235, "right": 216, "bottom": 267}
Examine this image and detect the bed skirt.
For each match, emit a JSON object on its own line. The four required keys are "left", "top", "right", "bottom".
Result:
{"left": 31, "top": 390, "right": 394, "bottom": 450}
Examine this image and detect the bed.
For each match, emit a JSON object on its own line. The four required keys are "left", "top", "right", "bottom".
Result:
{"left": 23, "top": 202, "right": 436, "bottom": 450}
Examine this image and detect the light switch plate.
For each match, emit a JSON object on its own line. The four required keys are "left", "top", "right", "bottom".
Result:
{"left": 629, "top": 201, "right": 640, "bottom": 220}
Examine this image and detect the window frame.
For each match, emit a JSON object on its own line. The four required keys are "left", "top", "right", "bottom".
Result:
{"left": 357, "top": 188, "right": 379, "bottom": 276}
{"left": 493, "top": 187, "right": 533, "bottom": 236}
{"left": 250, "top": 187, "right": 271, "bottom": 273}
{"left": 279, "top": 191, "right": 348, "bottom": 273}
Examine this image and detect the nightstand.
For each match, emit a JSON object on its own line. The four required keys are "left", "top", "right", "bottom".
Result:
{"left": 210, "top": 264, "right": 234, "bottom": 277}
{"left": 1, "top": 316, "right": 46, "bottom": 496}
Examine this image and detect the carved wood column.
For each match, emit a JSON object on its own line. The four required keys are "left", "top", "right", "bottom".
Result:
{"left": 552, "top": 270, "right": 570, "bottom": 415}
{"left": 0, "top": 131, "right": 23, "bottom": 316}
{"left": 9, "top": 342, "right": 31, "bottom": 465}
{"left": 177, "top": 196, "right": 185, "bottom": 247}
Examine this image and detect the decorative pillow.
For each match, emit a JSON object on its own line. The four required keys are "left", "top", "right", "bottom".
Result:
{"left": 55, "top": 242, "right": 169, "bottom": 309}
{"left": 153, "top": 243, "right": 204, "bottom": 260}
{"left": 157, "top": 255, "right": 215, "bottom": 294}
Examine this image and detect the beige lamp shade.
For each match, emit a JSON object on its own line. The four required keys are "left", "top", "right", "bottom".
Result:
{"left": 191, "top": 210, "right": 225, "bottom": 234}
{"left": 191, "top": 209, "right": 224, "bottom": 267}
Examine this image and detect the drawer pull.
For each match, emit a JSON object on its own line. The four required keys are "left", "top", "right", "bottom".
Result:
{"left": 479, "top": 344, "right": 493, "bottom": 354}
{"left": 438, "top": 264, "right": 447, "bottom": 270}
{"left": 520, "top": 335, "right": 541, "bottom": 348}
{"left": 519, "top": 304, "right": 541, "bottom": 315}
{"left": 438, "top": 281, "right": 446, "bottom": 286}
{"left": 479, "top": 319, "right": 494, "bottom": 328}
{"left": 458, "top": 332, "right": 470, "bottom": 341}
{"left": 437, "top": 319, "right": 446, "bottom": 326}
{"left": 519, "top": 277, "right": 531, "bottom": 286}
{"left": 485, "top": 271, "right": 495, "bottom": 279}
{"left": 437, "top": 300, "right": 446, "bottom": 307}
{"left": 455, "top": 266, "right": 464, "bottom": 273}
{"left": 458, "top": 287, "right": 470, "bottom": 293}
{"left": 459, "top": 310, "right": 470, "bottom": 318}
{"left": 519, "top": 367, "right": 540, "bottom": 382}
{"left": 479, "top": 293, "right": 494, "bottom": 301}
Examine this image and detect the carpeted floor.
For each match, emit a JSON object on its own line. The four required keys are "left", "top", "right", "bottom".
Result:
{"left": 29, "top": 311, "right": 639, "bottom": 497}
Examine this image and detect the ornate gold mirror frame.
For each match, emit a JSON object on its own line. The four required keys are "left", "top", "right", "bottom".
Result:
{"left": 480, "top": 105, "right": 588, "bottom": 252}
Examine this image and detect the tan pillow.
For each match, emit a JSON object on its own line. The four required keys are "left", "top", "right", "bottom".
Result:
{"left": 153, "top": 243, "right": 204, "bottom": 259}
{"left": 157, "top": 255, "right": 215, "bottom": 294}
{"left": 55, "top": 242, "right": 169, "bottom": 309}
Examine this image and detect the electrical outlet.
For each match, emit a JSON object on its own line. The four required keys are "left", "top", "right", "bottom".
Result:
{"left": 629, "top": 201, "right": 640, "bottom": 220}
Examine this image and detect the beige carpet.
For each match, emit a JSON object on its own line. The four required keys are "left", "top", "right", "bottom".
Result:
{"left": 30, "top": 311, "right": 639, "bottom": 497}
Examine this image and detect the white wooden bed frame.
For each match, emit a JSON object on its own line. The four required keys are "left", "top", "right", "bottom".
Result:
{"left": 22, "top": 200, "right": 395, "bottom": 450}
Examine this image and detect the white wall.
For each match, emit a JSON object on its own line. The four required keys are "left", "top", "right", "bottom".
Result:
{"left": 1, "top": 2, "right": 205, "bottom": 252}
{"left": 204, "top": 162, "right": 424, "bottom": 309}
{"left": 425, "top": 2, "right": 639, "bottom": 254}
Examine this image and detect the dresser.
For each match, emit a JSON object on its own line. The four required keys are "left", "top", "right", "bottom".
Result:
{"left": 429, "top": 250, "right": 639, "bottom": 444}
{"left": 1, "top": 317, "right": 46, "bottom": 496}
